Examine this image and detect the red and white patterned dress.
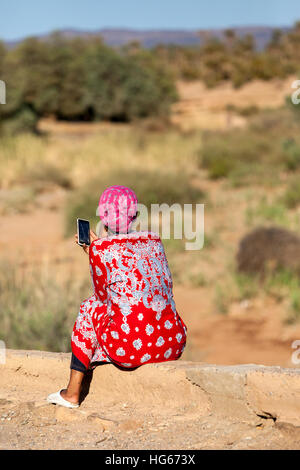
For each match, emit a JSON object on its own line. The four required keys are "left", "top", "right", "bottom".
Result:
{"left": 71, "top": 231, "right": 187, "bottom": 369}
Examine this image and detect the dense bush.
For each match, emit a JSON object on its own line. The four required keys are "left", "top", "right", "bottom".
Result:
{"left": 153, "top": 22, "right": 300, "bottom": 88}
{"left": 0, "top": 35, "right": 177, "bottom": 132}
{"left": 0, "top": 106, "right": 39, "bottom": 135}
{"left": 1, "top": 22, "right": 300, "bottom": 134}
{"left": 1, "top": 21, "right": 300, "bottom": 135}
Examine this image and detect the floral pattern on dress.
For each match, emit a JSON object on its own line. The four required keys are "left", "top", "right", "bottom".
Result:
{"left": 71, "top": 231, "right": 187, "bottom": 369}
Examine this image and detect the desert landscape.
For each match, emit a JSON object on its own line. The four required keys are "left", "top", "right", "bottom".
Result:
{"left": 1, "top": 17, "right": 300, "bottom": 449}
{"left": 1, "top": 77, "right": 300, "bottom": 365}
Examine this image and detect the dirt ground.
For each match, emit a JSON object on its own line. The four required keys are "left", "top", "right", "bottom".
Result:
{"left": 172, "top": 76, "right": 295, "bottom": 130}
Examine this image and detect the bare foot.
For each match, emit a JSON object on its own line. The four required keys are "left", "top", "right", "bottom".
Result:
{"left": 60, "top": 389, "right": 79, "bottom": 404}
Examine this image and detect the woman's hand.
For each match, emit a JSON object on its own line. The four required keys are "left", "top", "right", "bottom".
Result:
{"left": 90, "top": 230, "right": 98, "bottom": 243}
{"left": 75, "top": 230, "right": 98, "bottom": 255}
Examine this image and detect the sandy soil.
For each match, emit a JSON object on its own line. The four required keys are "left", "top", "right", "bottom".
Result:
{"left": 1, "top": 352, "right": 299, "bottom": 450}
{"left": 172, "top": 76, "right": 296, "bottom": 130}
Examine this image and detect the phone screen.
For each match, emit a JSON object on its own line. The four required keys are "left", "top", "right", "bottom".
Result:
{"left": 77, "top": 219, "right": 90, "bottom": 246}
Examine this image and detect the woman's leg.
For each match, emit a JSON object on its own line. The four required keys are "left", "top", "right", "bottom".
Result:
{"left": 59, "top": 352, "right": 95, "bottom": 405}
{"left": 59, "top": 353, "right": 87, "bottom": 404}
{"left": 61, "top": 297, "right": 110, "bottom": 404}
{"left": 60, "top": 369, "right": 85, "bottom": 404}
{"left": 71, "top": 296, "right": 110, "bottom": 369}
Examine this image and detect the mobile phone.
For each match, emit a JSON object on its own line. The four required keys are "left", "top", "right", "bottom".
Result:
{"left": 77, "top": 218, "right": 90, "bottom": 246}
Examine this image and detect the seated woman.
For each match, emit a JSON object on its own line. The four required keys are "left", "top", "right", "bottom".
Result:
{"left": 47, "top": 185, "right": 187, "bottom": 408}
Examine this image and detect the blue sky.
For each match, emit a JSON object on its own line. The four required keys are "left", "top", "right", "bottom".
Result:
{"left": 0, "top": 0, "right": 300, "bottom": 41}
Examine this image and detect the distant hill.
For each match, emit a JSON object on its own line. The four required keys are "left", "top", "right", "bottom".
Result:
{"left": 5, "top": 26, "right": 291, "bottom": 50}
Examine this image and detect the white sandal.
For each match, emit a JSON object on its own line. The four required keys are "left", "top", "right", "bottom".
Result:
{"left": 47, "top": 389, "right": 79, "bottom": 408}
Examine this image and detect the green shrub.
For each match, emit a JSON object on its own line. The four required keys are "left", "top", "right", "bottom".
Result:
{"left": 287, "top": 289, "right": 300, "bottom": 323}
{"left": 286, "top": 94, "right": 300, "bottom": 122}
{"left": 234, "top": 272, "right": 259, "bottom": 299}
{"left": 0, "top": 36, "right": 178, "bottom": 131}
{"left": 232, "top": 266, "right": 300, "bottom": 324}
{"left": 282, "top": 139, "right": 300, "bottom": 171}
{"left": 202, "top": 145, "right": 235, "bottom": 179}
{"left": 228, "top": 162, "right": 278, "bottom": 188}
{"left": 200, "top": 128, "right": 279, "bottom": 181}
{"left": 0, "top": 258, "right": 90, "bottom": 351}
{"left": 245, "top": 198, "right": 289, "bottom": 227}
{"left": 214, "top": 284, "right": 230, "bottom": 314}
{"left": 0, "top": 107, "right": 38, "bottom": 135}
{"left": 282, "top": 178, "right": 300, "bottom": 208}
{"left": 264, "top": 268, "right": 300, "bottom": 324}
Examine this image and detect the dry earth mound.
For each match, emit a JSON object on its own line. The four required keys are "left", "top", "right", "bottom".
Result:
{"left": 237, "top": 226, "right": 300, "bottom": 276}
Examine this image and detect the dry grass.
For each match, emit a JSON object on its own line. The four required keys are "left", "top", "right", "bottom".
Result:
{"left": 0, "top": 127, "right": 201, "bottom": 189}
{"left": 0, "top": 257, "right": 91, "bottom": 351}
{"left": 172, "top": 76, "right": 296, "bottom": 131}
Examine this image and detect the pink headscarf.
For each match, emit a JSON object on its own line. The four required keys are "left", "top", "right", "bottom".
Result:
{"left": 98, "top": 185, "right": 138, "bottom": 234}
